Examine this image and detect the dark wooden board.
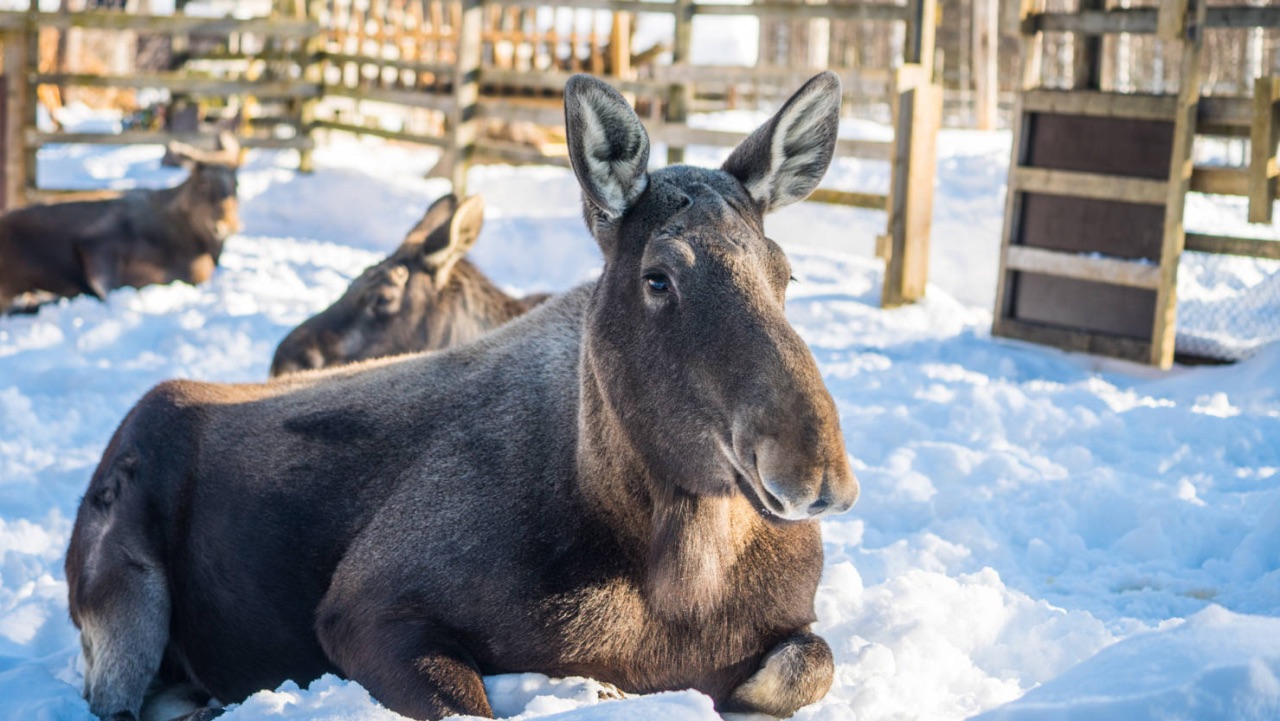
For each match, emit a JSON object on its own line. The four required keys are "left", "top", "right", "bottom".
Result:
{"left": 1026, "top": 113, "right": 1174, "bottom": 179}
{"left": 1011, "top": 272, "right": 1157, "bottom": 339}
{"left": 1018, "top": 194, "right": 1166, "bottom": 260}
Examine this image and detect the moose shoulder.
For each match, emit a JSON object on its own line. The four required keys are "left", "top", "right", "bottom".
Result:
{"left": 0, "top": 133, "right": 241, "bottom": 314}
{"left": 270, "top": 193, "right": 547, "bottom": 376}
{"left": 66, "top": 73, "right": 858, "bottom": 721}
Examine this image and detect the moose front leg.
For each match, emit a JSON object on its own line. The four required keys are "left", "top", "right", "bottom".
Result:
{"left": 317, "top": 609, "right": 493, "bottom": 721}
{"left": 722, "top": 631, "right": 834, "bottom": 718}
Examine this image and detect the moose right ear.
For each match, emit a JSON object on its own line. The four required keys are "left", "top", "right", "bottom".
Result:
{"left": 564, "top": 75, "right": 650, "bottom": 222}
{"left": 403, "top": 194, "right": 460, "bottom": 248}
{"left": 420, "top": 195, "right": 484, "bottom": 284}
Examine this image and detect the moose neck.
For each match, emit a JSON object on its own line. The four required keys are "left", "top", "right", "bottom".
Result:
{"left": 426, "top": 262, "right": 532, "bottom": 348}
{"left": 576, "top": 338, "right": 754, "bottom": 620}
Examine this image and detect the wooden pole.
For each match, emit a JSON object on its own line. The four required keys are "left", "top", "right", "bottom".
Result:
{"left": 1247, "top": 76, "right": 1280, "bottom": 223}
{"left": 448, "top": 0, "right": 481, "bottom": 194}
{"left": 881, "top": 0, "right": 940, "bottom": 307}
{"left": 1150, "top": 0, "right": 1206, "bottom": 368}
{"left": 991, "top": 0, "right": 1046, "bottom": 331}
{"left": 298, "top": 0, "right": 323, "bottom": 173}
{"left": 665, "top": 0, "right": 692, "bottom": 165}
{"left": 972, "top": 0, "right": 998, "bottom": 129}
{"left": 1, "top": 30, "right": 28, "bottom": 212}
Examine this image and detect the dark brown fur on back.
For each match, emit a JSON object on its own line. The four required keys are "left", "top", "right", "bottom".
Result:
{"left": 0, "top": 137, "right": 240, "bottom": 314}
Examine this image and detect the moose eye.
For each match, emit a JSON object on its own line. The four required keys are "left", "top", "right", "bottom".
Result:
{"left": 644, "top": 273, "right": 671, "bottom": 294}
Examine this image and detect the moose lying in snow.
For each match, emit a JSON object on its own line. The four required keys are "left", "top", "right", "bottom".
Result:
{"left": 66, "top": 73, "right": 859, "bottom": 721}
{"left": 0, "top": 132, "right": 241, "bottom": 314}
{"left": 270, "top": 193, "right": 548, "bottom": 376}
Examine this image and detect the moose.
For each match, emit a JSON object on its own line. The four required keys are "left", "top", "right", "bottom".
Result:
{"left": 0, "top": 132, "right": 241, "bottom": 314}
{"left": 270, "top": 193, "right": 547, "bottom": 376}
{"left": 66, "top": 72, "right": 858, "bottom": 721}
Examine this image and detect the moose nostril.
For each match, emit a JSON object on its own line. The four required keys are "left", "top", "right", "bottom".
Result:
{"left": 808, "top": 497, "right": 831, "bottom": 515}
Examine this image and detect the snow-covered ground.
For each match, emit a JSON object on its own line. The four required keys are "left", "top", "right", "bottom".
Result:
{"left": 1, "top": 121, "right": 1279, "bottom": 721}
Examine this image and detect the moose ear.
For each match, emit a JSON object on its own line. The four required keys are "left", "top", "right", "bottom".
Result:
{"left": 215, "top": 131, "right": 242, "bottom": 167}
{"left": 564, "top": 74, "right": 650, "bottom": 221}
{"left": 421, "top": 195, "right": 484, "bottom": 281}
{"left": 403, "top": 194, "right": 460, "bottom": 248}
{"left": 721, "top": 71, "right": 842, "bottom": 214}
{"left": 163, "top": 140, "right": 202, "bottom": 169}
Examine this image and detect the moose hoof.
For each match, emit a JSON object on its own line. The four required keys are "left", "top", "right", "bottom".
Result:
{"left": 723, "top": 633, "right": 834, "bottom": 718}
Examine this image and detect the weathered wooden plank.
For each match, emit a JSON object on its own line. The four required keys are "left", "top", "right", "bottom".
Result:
{"left": 1029, "top": 5, "right": 1280, "bottom": 35}
{"left": 1004, "top": 245, "right": 1162, "bottom": 289}
{"left": 1190, "top": 166, "right": 1249, "bottom": 197}
{"left": 480, "top": 68, "right": 666, "bottom": 96}
{"left": 1197, "top": 96, "right": 1252, "bottom": 135}
{"left": 448, "top": 0, "right": 482, "bottom": 193}
{"left": 29, "top": 131, "right": 314, "bottom": 150}
{"left": 473, "top": 139, "right": 571, "bottom": 168}
{"left": 1157, "top": 0, "right": 1188, "bottom": 41}
{"left": 476, "top": 98, "right": 563, "bottom": 126}
{"left": 323, "top": 52, "right": 452, "bottom": 78}
{"left": 972, "top": 0, "right": 998, "bottom": 129}
{"left": 36, "top": 73, "right": 320, "bottom": 98}
{"left": 651, "top": 64, "right": 894, "bottom": 87}
{"left": 807, "top": 188, "right": 889, "bottom": 209}
{"left": 1184, "top": 233, "right": 1280, "bottom": 259}
{"left": 1150, "top": 0, "right": 1205, "bottom": 368}
{"left": 0, "top": 11, "right": 317, "bottom": 37}
{"left": 311, "top": 120, "right": 448, "bottom": 147}
{"left": 693, "top": 1, "right": 910, "bottom": 22}
{"left": 882, "top": 77, "right": 942, "bottom": 307}
{"left": 666, "top": 0, "right": 693, "bottom": 165}
{"left": 1013, "top": 167, "right": 1169, "bottom": 205}
{"left": 993, "top": 317, "right": 1153, "bottom": 364}
{"left": 1021, "top": 89, "right": 1176, "bottom": 121}
{"left": 992, "top": 0, "right": 1046, "bottom": 327}
{"left": 1249, "top": 77, "right": 1280, "bottom": 223}
{"left": 2, "top": 30, "right": 28, "bottom": 212}
{"left": 325, "top": 85, "right": 452, "bottom": 111}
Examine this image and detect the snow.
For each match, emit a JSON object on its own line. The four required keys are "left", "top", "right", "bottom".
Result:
{"left": 0, "top": 120, "right": 1278, "bottom": 721}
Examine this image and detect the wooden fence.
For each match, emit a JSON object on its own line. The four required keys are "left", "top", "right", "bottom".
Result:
{"left": 0, "top": 0, "right": 947, "bottom": 309}
{"left": 991, "top": 0, "right": 1280, "bottom": 368}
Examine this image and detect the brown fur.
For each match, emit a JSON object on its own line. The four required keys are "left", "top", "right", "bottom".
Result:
{"left": 0, "top": 133, "right": 241, "bottom": 314}
{"left": 270, "top": 194, "right": 547, "bottom": 376}
{"left": 65, "top": 73, "right": 857, "bottom": 721}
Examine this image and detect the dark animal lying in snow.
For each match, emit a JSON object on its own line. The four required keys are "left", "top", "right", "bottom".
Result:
{"left": 0, "top": 132, "right": 241, "bottom": 314}
{"left": 270, "top": 193, "right": 547, "bottom": 376}
{"left": 65, "top": 72, "right": 859, "bottom": 721}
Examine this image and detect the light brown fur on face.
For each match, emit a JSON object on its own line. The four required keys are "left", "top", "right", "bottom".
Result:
{"left": 65, "top": 73, "right": 857, "bottom": 721}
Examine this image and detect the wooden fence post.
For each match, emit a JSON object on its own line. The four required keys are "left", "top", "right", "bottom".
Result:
{"left": 665, "top": 0, "right": 692, "bottom": 166}
{"left": 1, "top": 27, "right": 31, "bottom": 211}
{"left": 1248, "top": 76, "right": 1280, "bottom": 223}
{"left": 1151, "top": 0, "right": 1206, "bottom": 368}
{"left": 297, "top": 0, "right": 322, "bottom": 173}
{"left": 881, "top": 0, "right": 940, "bottom": 307}
{"left": 448, "top": 0, "right": 482, "bottom": 194}
{"left": 972, "top": 0, "right": 998, "bottom": 129}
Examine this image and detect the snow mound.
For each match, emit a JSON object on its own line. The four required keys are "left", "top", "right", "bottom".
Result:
{"left": 973, "top": 606, "right": 1280, "bottom": 721}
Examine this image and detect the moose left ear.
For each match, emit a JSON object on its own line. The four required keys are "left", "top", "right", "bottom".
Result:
{"left": 721, "top": 71, "right": 842, "bottom": 214}
{"left": 421, "top": 195, "right": 484, "bottom": 282}
{"left": 564, "top": 74, "right": 650, "bottom": 222}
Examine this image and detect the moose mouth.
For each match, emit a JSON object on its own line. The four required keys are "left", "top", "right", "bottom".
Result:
{"left": 732, "top": 466, "right": 797, "bottom": 523}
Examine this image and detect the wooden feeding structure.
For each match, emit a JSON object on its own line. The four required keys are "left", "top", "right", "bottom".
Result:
{"left": 993, "top": 0, "right": 1280, "bottom": 368}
